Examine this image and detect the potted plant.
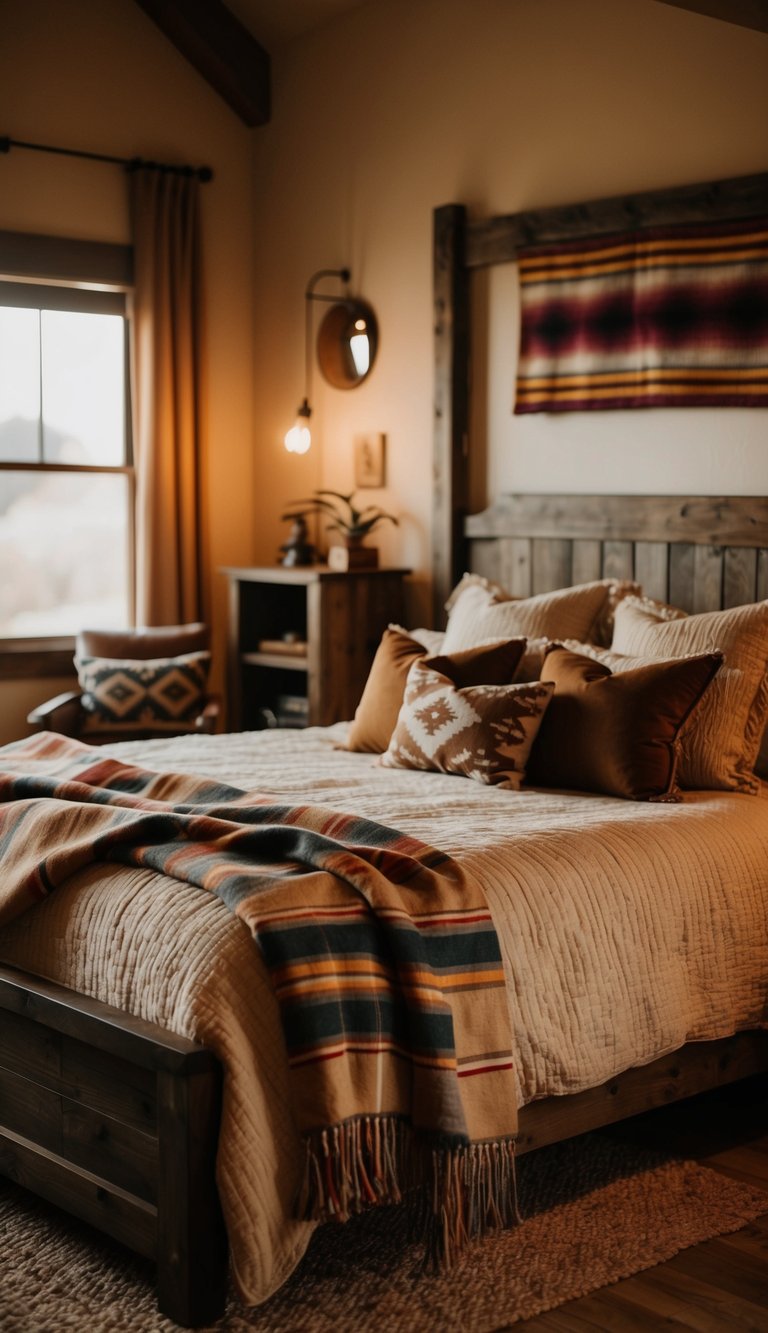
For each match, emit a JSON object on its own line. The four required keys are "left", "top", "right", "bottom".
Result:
{"left": 282, "top": 490, "right": 398, "bottom": 569}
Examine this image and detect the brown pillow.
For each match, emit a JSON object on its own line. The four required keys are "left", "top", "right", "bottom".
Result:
{"left": 611, "top": 598, "right": 768, "bottom": 794}
{"left": 344, "top": 630, "right": 526, "bottom": 754}
{"left": 381, "top": 658, "right": 554, "bottom": 789}
{"left": 526, "top": 646, "right": 723, "bottom": 801}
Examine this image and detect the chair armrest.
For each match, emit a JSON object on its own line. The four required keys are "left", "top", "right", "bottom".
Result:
{"left": 27, "top": 691, "right": 84, "bottom": 737}
{"left": 195, "top": 696, "right": 220, "bottom": 734}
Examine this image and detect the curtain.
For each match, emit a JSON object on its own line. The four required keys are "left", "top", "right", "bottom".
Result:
{"left": 129, "top": 167, "right": 203, "bottom": 625}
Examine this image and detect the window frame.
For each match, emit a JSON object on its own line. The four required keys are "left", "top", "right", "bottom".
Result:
{"left": 0, "top": 233, "right": 134, "bottom": 677}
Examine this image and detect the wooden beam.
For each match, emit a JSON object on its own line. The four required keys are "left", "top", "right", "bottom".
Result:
{"left": 432, "top": 204, "right": 470, "bottom": 625}
{"left": 466, "top": 170, "right": 768, "bottom": 268}
{"left": 654, "top": 0, "right": 768, "bottom": 37}
{"left": 133, "top": 0, "right": 271, "bottom": 127}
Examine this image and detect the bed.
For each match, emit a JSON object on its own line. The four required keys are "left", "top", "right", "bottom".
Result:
{"left": 2, "top": 188, "right": 768, "bottom": 1328}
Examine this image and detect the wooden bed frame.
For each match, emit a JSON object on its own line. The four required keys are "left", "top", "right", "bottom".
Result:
{"left": 3, "top": 175, "right": 768, "bottom": 1327}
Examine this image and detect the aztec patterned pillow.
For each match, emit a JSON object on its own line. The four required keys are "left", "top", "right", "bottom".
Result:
{"left": 610, "top": 598, "right": 768, "bottom": 794}
{"left": 443, "top": 576, "right": 641, "bottom": 652}
{"left": 77, "top": 651, "right": 211, "bottom": 733}
{"left": 381, "top": 657, "right": 554, "bottom": 789}
{"left": 344, "top": 631, "right": 526, "bottom": 754}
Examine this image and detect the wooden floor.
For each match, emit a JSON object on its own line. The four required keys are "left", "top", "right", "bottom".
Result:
{"left": 517, "top": 1072, "right": 768, "bottom": 1332}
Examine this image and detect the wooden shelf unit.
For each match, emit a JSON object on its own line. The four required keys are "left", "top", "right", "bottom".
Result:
{"left": 223, "top": 565, "right": 410, "bottom": 730}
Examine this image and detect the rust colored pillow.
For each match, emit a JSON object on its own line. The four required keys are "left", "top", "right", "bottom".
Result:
{"left": 527, "top": 646, "right": 723, "bottom": 801}
{"left": 344, "top": 630, "right": 526, "bottom": 754}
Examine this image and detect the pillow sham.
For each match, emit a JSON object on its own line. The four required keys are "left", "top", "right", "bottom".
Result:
{"left": 77, "top": 651, "right": 210, "bottom": 732}
{"left": 442, "top": 578, "right": 640, "bottom": 654}
{"left": 526, "top": 645, "right": 723, "bottom": 801}
{"left": 381, "top": 658, "right": 553, "bottom": 789}
{"left": 611, "top": 598, "right": 768, "bottom": 794}
{"left": 343, "top": 630, "right": 526, "bottom": 754}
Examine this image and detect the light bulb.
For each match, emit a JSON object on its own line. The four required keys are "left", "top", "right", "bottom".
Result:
{"left": 349, "top": 318, "right": 370, "bottom": 377}
{"left": 284, "top": 398, "right": 312, "bottom": 454}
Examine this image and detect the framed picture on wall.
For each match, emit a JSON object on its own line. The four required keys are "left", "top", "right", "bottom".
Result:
{"left": 354, "top": 432, "right": 386, "bottom": 488}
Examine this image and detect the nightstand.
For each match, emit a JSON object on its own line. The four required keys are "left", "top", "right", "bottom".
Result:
{"left": 222, "top": 566, "right": 410, "bottom": 729}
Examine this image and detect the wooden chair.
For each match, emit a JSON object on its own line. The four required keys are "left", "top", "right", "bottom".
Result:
{"left": 27, "top": 623, "right": 219, "bottom": 743}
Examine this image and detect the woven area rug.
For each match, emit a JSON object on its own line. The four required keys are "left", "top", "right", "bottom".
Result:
{"left": 1, "top": 1133, "right": 765, "bottom": 1333}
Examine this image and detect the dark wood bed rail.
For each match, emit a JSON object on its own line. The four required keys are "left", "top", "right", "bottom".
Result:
{"left": 0, "top": 963, "right": 227, "bottom": 1326}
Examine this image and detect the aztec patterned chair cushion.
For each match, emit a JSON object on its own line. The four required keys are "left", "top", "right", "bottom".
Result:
{"left": 344, "top": 631, "right": 526, "bottom": 754}
{"left": 380, "top": 656, "right": 553, "bottom": 789}
{"left": 443, "top": 576, "right": 641, "bottom": 652}
{"left": 76, "top": 651, "right": 211, "bottom": 733}
{"left": 526, "top": 645, "right": 723, "bottom": 801}
{"left": 610, "top": 597, "right": 768, "bottom": 794}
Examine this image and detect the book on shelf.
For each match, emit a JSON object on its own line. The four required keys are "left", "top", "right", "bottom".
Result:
{"left": 275, "top": 693, "right": 309, "bottom": 728}
{"left": 257, "top": 637, "right": 307, "bottom": 657}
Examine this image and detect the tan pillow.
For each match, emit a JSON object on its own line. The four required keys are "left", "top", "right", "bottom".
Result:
{"left": 344, "top": 630, "right": 526, "bottom": 754}
{"left": 526, "top": 646, "right": 723, "bottom": 801}
{"left": 611, "top": 599, "right": 768, "bottom": 794}
{"left": 344, "top": 629, "right": 425, "bottom": 753}
{"left": 381, "top": 658, "right": 553, "bottom": 789}
{"left": 443, "top": 578, "right": 640, "bottom": 653}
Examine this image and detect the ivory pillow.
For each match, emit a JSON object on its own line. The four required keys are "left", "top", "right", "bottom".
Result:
{"left": 344, "top": 630, "right": 526, "bottom": 754}
{"left": 381, "top": 658, "right": 553, "bottom": 789}
{"left": 527, "top": 645, "right": 723, "bottom": 801}
{"left": 611, "top": 599, "right": 768, "bottom": 795}
{"left": 443, "top": 578, "right": 640, "bottom": 653}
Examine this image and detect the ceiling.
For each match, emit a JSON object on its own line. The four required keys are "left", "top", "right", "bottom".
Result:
{"left": 226, "top": 0, "right": 768, "bottom": 50}
{"left": 132, "top": 0, "right": 768, "bottom": 130}
{"left": 226, "top": 0, "right": 372, "bottom": 50}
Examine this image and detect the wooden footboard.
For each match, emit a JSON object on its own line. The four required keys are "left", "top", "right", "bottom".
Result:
{"left": 1, "top": 961, "right": 766, "bottom": 1326}
{"left": 0, "top": 963, "right": 228, "bottom": 1327}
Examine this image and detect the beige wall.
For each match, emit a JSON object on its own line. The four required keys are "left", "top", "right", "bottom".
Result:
{"left": 1, "top": 0, "right": 766, "bottom": 742}
{"left": 251, "top": 0, "right": 768, "bottom": 625}
{"left": 0, "top": 0, "right": 256, "bottom": 742}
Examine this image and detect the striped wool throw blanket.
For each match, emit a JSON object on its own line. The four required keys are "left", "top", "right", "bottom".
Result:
{"left": 515, "top": 215, "right": 768, "bottom": 412}
{"left": 0, "top": 732, "right": 519, "bottom": 1261}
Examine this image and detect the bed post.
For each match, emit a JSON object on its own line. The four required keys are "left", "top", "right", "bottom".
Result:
{"left": 432, "top": 203, "right": 470, "bottom": 626}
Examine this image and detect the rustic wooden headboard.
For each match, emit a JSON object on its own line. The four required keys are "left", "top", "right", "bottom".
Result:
{"left": 431, "top": 171, "right": 768, "bottom": 622}
{"left": 465, "top": 493, "right": 768, "bottom": 615}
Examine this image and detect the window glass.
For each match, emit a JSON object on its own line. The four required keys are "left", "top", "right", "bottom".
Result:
{"left": 0, "top": 470, "right": 130, "bottom": 636}
{"left": 0, "top": 306, "right": 40, "bottom": 462}
{"left": 41, "top": 310, "right": 125, "bottom": 466}
{"left": 0, "top": 277, "right": 132, "bottom": 640}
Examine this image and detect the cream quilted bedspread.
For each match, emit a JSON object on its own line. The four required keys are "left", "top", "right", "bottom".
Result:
{"left": 1, "top": 726, "right": 767, "bottom": 1305}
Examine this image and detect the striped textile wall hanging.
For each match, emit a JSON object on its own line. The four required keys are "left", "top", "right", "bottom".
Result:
{"left": 514, "top": 216, "right": 768, "bottom": 413}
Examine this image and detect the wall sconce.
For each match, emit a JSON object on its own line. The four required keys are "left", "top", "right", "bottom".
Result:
{"left": 284, "top": 268, "right": 379, "bottom": 455}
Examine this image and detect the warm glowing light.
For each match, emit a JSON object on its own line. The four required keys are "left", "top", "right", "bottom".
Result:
{"left": 284, "top": 399, "right": 312, "bottom": 454}
{"left": 350, "top": 318, "right": 370, "bottom": 377}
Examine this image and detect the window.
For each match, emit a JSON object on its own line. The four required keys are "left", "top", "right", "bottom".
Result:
{"left": 0, "top": 280, "right": 133, "bottom": 640}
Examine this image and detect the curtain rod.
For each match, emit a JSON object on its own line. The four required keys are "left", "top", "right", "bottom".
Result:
{"left": 0, "top": 136, "right": 213, "bottom": 183}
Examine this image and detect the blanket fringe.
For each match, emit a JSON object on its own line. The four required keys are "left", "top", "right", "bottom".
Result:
{"left": 297, "top": 1115, "right": 519, "bottom": 1267}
